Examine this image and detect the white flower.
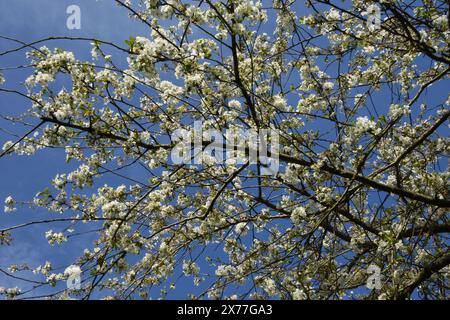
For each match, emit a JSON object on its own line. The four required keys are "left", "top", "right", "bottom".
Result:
{"left": 394, "top": 240, "right": 406, "bottom": 252}
{"left": 182, "top": 260, "right": 200, "bottom": 276}
{"left": 416, "top": 248, "right": 429, "bottom": 263}
{"left": 102, "top": 200, "right": 127, "bottom": 218}
{"left": 64, "top": 265, "right": 82, "bottom": 277}
{"left": 291, "top": 207, "right": 306, "bottom": 225}
{"left": 228, "top": 99, "right": 242, "bottom": 109}
{"left": 67, "top": 164, "right": 93, "bottom": 188}
{"left": 378, "top": 293, "right": 387, "bottom": 300}
{"left": 4, "top": 206, "right": 16, "bottom": 213}
{"left": 292, "top": 288, "right": 307, "bottom": 300}
{"left": 364, "top": 46, "right": 376, "bottom": 54}
{"left": 52, "top": 174, "right": 67, "bottom": 189}
{"left": 4, "top": 196, "right": 14, "bottom": 206}
{"left": 323, "top": 81, "right": 334, "bottom": 91}
{"left": 91, "top": 46, "right": 99, "bottom": 60}
{"left": 2, "top": 141, "right": 14, "bottom": 152}
{"left": 377, "top": 240, "right": 389, "bottom": 255}
{"left": 389, "top": 104, "right": 410, "bottom": 119}
{"left": 4, "top": 287, "right": 21, "bottom": 299}
{"left": 262, "top": 278, "right": 277, "bottom": 296}
{"left": 433, "top": 15, "right": 447, "bottom": 28}
{"left": 355, "top": 116, "right": 377, "bottom": 133}
{"left": 326, "top": 8, "right": 341, "bottom": 21}
{"left": 115, "top": 185, "right": 127, "bottom": 196}
{"left": 33, "top": 261, "right": 52, "bottom": 276}
{"left": 46, "top": 273, "right": 64, "bottom": 286}
{"left": 159, "top": 80, "right": 183, "bottom": 103}
{"left": 215, "top": 265, "right": 236, "bottom": 277}
{"left": 4, "top": 196, "right": 16, "bottom": 213}
{"left": 272, "top": 95, "right": 287, "bottom": 110}
{"left": 234, "top": 222, "right": 249, "bottom": 235}
{"left": 34, "top": 72, "right": 54, "bottom": 86}
{"left": 45, "top": 230, "right": 67, "bottom": 245}
{"left": 140, "top": 131, "right": 151, "bottom": 143}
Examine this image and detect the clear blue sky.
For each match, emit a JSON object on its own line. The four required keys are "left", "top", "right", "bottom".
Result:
{"left": 0, "top": 0, "right": 448, "bottom": 299}
{"left": 0, "top": 0, "right": 150, "bottom": 298}
{"left": 0, "top": 0, "right": 237, "bottom": 299}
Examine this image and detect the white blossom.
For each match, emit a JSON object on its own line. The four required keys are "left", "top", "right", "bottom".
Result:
{"left": 291, "top": 207, "right": 307, "bottom": 225}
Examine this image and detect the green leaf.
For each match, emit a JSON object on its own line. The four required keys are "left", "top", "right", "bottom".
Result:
{"left": 124, "top": 36, "right": 136, "bottom": 50}
{"left": 37, "top": 187, "right": 50, "bottom": 198}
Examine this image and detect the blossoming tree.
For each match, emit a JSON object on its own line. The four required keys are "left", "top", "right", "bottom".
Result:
{"left": 0, "top": 0, "right": 449, "bottom": 300}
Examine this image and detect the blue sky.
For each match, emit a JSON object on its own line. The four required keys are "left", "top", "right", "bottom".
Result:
{"left": 0, "top": 0, "right": 240, "bottom": 300}
{"left": 0, "top": 0, "right": 448, "bottom": 300}
{"left": 0, "top": 0, "right": 150, "bottom": 298}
